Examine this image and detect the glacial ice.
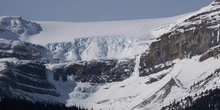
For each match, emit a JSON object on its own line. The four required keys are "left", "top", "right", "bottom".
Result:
{"left": 46, "top": 35, "right": 149, "bottom": 62}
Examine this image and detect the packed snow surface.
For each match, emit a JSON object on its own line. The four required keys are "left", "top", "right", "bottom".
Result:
{"left": 27, "top": 14, "right": 188, "bottom": 45}
{"left": 22, "top": 14, "right": 188, "bottom": 61}
{"left": 61, "top": 56, "right": 220, "bottom": 110}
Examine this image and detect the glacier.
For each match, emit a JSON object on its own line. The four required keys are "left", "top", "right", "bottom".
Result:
{"left": 46, "top": 36, "right": 150, "bottom": 62}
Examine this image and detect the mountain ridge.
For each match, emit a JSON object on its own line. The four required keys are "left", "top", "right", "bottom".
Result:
{"left": 0, "top": 1, "right": 220, "bottom": 110}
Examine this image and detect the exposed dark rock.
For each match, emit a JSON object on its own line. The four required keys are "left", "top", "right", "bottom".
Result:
{"left": 0, "top": 61, "right": 59, "bottom": 98}
{"left": 52, "top": 59, "right": 135, "bottom": 83}
{"left": 162, "top": 88, "right": 220, "bottom": 110}
{"left": 199, "top": 46, "right": 220, "bottom": 62}
{"left": 0, "top": 40, "right": 51, "bottom": 60}
{"left": 145, "top": 73, "right": 167, "bottom": 85}
{"left": 214, "top": 0, "right": 220, "bottom": 3}
{"left": 148, "top": 25, "right": 214, "bottom": 65}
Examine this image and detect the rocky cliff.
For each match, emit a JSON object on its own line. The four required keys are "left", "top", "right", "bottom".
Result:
{"left": 51, "top": 59, "right": 135, "bottom": 83}
{"left": 140, "top": 0, "right": 220, "bottom": 76}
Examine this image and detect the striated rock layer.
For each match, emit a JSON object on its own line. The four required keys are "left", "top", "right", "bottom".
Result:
{"left": 140, "top": 0, "right": 220, "bottom": 76}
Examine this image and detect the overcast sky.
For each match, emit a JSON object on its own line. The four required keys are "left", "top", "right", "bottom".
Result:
{"left": 0, "top": 0, "right": 213, "bottom": 22}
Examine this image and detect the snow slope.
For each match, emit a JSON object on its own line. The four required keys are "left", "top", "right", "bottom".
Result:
{"left": 27, "top": 14, "right": 188, "bottom": 45}
{"left": 21, "top": 14, "right": 189, "bottom": 61}
{"left": 48, "top": 1, "right": 220, "bottom": 109}
{"left": 152, "top": 0, "right": 220, "bottom": 37}
{"left": 46, "top": 55, "right": 220, "bottom": 110}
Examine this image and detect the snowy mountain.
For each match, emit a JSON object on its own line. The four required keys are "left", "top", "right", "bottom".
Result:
{"left": 0, "top": 16, "right": 42, "bottom": 40}
{"left": 0, "top": 0, "right": 220, "bottom": 110}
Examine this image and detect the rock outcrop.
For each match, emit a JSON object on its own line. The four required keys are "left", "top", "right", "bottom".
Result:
{"left": 0, "top": 61, "right": 59, "bottom": 98}
{"left": 52, "top": 59, "right": 135, "bottom": 83}
{"left": 0, "top": 16, "right": 42, "bottom": 37}
{"left": 0, "top": 39, "right": 51, "bottom": 60}
{"left": 139, "top": 0, "right": 220, "bottom": 76}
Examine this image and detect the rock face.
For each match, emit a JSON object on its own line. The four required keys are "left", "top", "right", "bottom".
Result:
{"left": 0, "top": 16, "right": 42, "bottom": 38}
{"left": 0, "top": 39, "right": 52, "bottom": 60}
{"left": 199, "top": 46, "right": 220, "bottom": 62}
{"left": 139, "top": 0, "right": 220, "bottom": 76}
{"left": 52, "top": 59, "right": 135, "bottom": 83}
{"left": 215, "top": 0, "right": 220, "bottom": 3}
{"left": 0, "top": 60, "right": 59, "bottom": 98}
